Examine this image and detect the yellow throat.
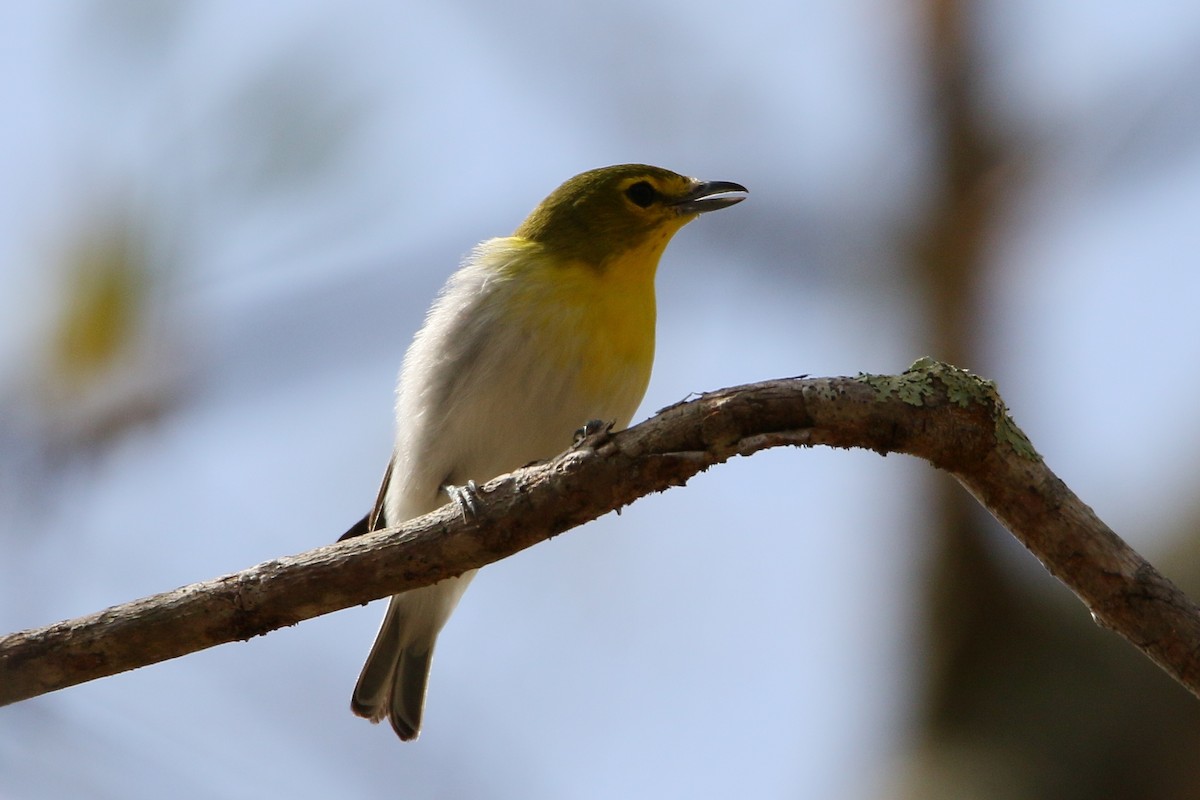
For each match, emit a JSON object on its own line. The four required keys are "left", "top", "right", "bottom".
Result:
{"left": 503, "top": 164, "right": 747, "bottom": 406}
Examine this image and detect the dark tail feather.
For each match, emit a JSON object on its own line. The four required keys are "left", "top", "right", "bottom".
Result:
{"left": 387, "top": 647, "right": 434, "bottom": 741}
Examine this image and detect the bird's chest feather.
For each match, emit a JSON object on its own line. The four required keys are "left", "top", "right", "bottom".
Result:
{"left": 393, "top": 244, "right": 660, "bottom": 501}
{"left": 516, "top": 256, "right": 657, "bottom": 414}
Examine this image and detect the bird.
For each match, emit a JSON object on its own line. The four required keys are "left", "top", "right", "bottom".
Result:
{"left": 341, "top": 164, "right": 747, "bottom": 741}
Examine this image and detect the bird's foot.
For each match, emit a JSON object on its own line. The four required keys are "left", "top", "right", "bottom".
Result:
{"left": 444, "top": 479, "right": 482, "bottom": 520}
{"left": 573, "top": 419, "right": 613, "bottom": 449}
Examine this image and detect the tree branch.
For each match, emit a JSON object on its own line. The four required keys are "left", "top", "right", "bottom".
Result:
{"left": 4, "top": 359, "right": 1200, "bottom": 707}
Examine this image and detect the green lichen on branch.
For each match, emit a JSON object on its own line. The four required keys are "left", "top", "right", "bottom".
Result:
{"left": 856, "top": 358, "right": 936, "bottom": 406}
{"left": 857, "top": 357, "right": 1041, "bottom": 461}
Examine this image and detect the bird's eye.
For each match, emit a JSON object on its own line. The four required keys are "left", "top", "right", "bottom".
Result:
{"left": 624, "top": 181, "right": 658, "bottom": 208}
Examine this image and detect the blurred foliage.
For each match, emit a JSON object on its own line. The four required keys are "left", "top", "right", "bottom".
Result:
{"left": 20, "top": 207, "right": 181, "bottom": 466}
{"left": 3, "top": 5, "right": 368, "bottom": 472}
{"left": 48, "top": 217, "right": 147, "bottom": 390}
{"left": 216, "top": 60, "right": 369, "bottom": 198}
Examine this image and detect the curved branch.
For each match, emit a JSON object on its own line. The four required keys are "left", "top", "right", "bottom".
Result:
{"left": 3, "top": 359, "right": 1199, "bottom": 706}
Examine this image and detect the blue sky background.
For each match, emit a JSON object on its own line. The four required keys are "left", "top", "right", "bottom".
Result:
{"left": 3, "top": 2, "right": 1200, "bottom": 798}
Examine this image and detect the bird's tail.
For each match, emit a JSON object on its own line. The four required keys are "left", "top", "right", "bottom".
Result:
{"left": 350, "top": 573, "right": 476, "bottom": 740}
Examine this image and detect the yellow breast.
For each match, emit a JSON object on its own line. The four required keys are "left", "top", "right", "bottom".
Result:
{"left": 495, "top": 236, "right": 663, "bottom": 421}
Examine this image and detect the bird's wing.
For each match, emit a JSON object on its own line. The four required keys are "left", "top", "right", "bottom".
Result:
{"left": 337, "top": 456, "right": 395, "bottom": 541}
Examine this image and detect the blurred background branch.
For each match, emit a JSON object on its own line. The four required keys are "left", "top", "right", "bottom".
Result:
{"left": 905, "top": 2, "right": 1200, "bottom": 799}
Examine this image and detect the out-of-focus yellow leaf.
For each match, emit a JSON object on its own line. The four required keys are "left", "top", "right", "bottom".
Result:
{"left": 50, "top": 222, "right": 147, "bottom": 386}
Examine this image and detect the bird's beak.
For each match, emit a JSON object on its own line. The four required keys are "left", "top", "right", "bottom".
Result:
{"left": 670, "top": 180, "right": 749, "bottom": 215}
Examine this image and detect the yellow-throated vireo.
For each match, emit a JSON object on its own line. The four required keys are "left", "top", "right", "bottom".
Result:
{"left": 341, "top": 164, "right": 747, "bottom": 741}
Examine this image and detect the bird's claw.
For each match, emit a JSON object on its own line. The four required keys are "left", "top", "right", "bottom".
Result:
{"left": 573, "top": 419, "right": 613, "bottom": 449}
{"left": 444, "top": 479, "right": 481, "bottom": 520}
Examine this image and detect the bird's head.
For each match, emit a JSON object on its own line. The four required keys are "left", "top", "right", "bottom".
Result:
{"left": 513, "top": 164, "right": 747, "bottom": 270}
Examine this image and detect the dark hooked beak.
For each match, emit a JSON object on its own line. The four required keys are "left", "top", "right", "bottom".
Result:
{"left": 670, "top": 180, "right": 749, "bottom": 215}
